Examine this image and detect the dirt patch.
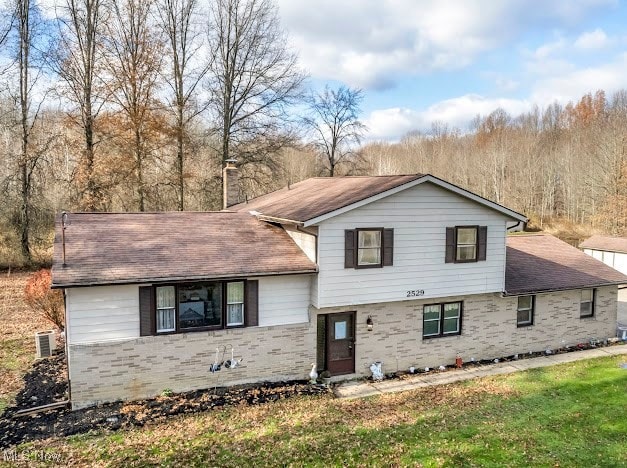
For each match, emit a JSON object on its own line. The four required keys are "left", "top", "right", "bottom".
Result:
{"left": 0, "top": 354, "right": 332, "bottom": 449}
{"left": 0, "top": 271, "right": 50, "bottom": 339}
{"left": 0, "top": 271, "right": 52, "bottom": 410}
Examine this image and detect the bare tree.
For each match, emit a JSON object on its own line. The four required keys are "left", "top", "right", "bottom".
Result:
{"left": 303, "top": 85, "right": 366, "bottom": 176}
{"left": 54, "top": 0, "right": 108, "bottom": 211}
{"left": 2, "top": 0, "right": 52, "bottom": 262}
{"left": 207, "top": 0, "right": 306, "bottom": 199}
{"left": 156, "top": 0, "right": 208, "bottom": 211}
{"left": 104, "top": 0, "right": 163, "bottom": 211}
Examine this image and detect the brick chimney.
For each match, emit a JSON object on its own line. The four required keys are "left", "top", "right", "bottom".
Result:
{"left": 223, "top": 159, "right": 239, "bottom": 209}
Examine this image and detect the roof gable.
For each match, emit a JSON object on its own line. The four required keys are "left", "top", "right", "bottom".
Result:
{"left": 233, "top": 174, "right": 527, "bottom": 226}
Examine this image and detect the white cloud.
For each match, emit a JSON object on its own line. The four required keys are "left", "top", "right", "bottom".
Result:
{"left": 277, "top": 0, "right": 616, "bottom": 89}
{"left": 495, "top": 77, "right": 520, "bottom": 92}
{"left": 531, "top": 53, "right": 627, "bottom": 103}
{"left": 574, "top": 28, "right": 611, "bottom": 50}
{"left": 364, "top": 95, "right": 531, "bottom": 141}
{"left": 531, "top": 36, "right": 567, "bottom": 60}
{"left": 365, "top": 53, "right": 627, "bottom": 140}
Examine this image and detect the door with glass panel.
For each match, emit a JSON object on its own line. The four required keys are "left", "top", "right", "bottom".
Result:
{"left": 326, "top": 312, "right": 356, "bottom": 375}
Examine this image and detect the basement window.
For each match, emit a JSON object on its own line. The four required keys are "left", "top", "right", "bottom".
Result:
{"left": 423, "top": 301, "right": 462, "bottom": 338}
{"left": 580, "top": 289, "right": 595, "bottom": 318}
{"left": 516, "top": 295, "right": 534, "bottom": 327}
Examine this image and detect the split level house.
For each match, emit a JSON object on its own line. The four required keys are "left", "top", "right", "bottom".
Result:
{"left": 52, "top": 165, "right": 627, "bottom": 409}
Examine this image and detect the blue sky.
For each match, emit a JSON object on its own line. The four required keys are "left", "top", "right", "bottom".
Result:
{"left": 278, "top": 0, "right": 627, "bottom": 140}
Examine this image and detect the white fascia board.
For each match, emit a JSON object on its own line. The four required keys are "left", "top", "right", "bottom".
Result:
{"left": 303, "top": 174, "right": 528, "bottom": 227}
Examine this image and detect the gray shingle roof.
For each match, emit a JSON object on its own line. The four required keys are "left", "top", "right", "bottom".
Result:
{"left": 505, "top": 234, "right": 627, "bottom": 295}
{"left": 579, "top": 235, "right": 627, "bottom": 254}
{"left": 232, "top": 175, "right": 424, "bottom": 222}
{"left": 51, "top": 212, "right": 317, "bottom": 288}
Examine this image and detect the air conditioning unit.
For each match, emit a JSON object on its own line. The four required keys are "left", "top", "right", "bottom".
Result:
{"left": 35, "top": 330, "right": 57, "bottom": 358}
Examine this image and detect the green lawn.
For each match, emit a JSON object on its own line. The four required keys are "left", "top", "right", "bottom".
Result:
{"left": 19, "top": 355, "right": 627, "bottom": 467}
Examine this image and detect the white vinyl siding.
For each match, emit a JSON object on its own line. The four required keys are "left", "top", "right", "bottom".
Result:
{"left": 583, "top": 248, "right": 627, "bottom": 276}
{"left": 314, "top": 182, "right": 510, "bottom": 308}
{"left": 66, "top": 285, "right": 140, "bottom": 344}
{"left": 257, "top": 275, "right": 312, "bottom": 326}
{"left": 616, "top": 253, "right": 627, "bottom": 275}
{"left": 284, "top": 225, "right": 317, "bottom": 262}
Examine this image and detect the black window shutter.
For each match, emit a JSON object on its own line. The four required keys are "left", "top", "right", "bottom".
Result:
{"left": 383, "top": 228, "right": 394, "bottom": 266}
{"left": 445, "top": 227, "right": 455, "bottom": 263}
{"left": 245, "top": 280, "right": 259, "bottom": 327}
{"left": 478, "top": 226, "right": 488, "bottom": 261}
{"left": 345, "top": 230, "right": 356, "bottom": 268}
{"left": 316, "top": 315, "right": 326, "bottom": 371}
{"left": 139, "top": 286, "right": 155, "bottom": 336}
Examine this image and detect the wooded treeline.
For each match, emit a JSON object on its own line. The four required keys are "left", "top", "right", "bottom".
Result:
{"left": 362, "top": 90, "right": 627, "bottom": 236}
{"left": 0, "top": 0, "right": 626, "bottom": 267}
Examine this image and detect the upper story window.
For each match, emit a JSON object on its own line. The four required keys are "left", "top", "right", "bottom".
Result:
{"left": 456, "top": 227, "right": 477, "bottom": 261}
{"left": 580, "top": 289, "right": 595, "bottom": 318}
{"left": 344, "top": 228, "right": 394, "bottom": 269}
{"left": 150, "top": 280, "right": 256, "bottom": 335}
{"left": 445, "top": 226, "right": 487, "bottom": 263}
{"left": 516, "top": 295, "right": 534, "bottom": 327}
{"left": 357, "top": 229, "right": 382, "bottom": 267}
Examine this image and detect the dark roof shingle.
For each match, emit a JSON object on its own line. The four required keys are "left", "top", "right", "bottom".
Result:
{"left": 579, "top": 235, "right": 627, "bottom": 254}
{"left": 232, "top": 175, "right": 424, "bottom": 222}
{"left": 505, "top": 234, "right": 627, "bottom": 295}
{"left": 52, "top": 212, "right": 317, "bottom": 288}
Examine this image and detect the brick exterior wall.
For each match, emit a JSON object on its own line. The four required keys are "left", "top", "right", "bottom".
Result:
{"left": 68, "top": 286, "right": 617, "bottom": 409}
{"left": 316, "top": 286, "right": 617, "bottom": 376}
{"left": 68, "top": 322, "right": 316, "bottom": 409}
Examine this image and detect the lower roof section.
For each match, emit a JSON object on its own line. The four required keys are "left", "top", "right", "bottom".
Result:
{"left": 52, "top": 212, "right": 317, "bottom": 288}
{"left": 579, "top": 235, "right": 627, "bottom": 254}
{"left": 505, "top": 234, "right": 627, "bottom": 296}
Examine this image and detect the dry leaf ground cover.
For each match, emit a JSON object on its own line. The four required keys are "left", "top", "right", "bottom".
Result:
{"left": 14, "top": 355, "right": 627, "bottom": 467}
{"left": 0, "top": 271, "right": 49, "bottom": 413}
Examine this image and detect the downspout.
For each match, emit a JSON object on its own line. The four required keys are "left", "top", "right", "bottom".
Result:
{"left": 503, "top": 220, "right": 523, "bottom": 296}
{"left": 506, "top": 220, "right": 522, "bottom": 232}
{"left": 63, "top": 288, "right": 72, "bottom": 408}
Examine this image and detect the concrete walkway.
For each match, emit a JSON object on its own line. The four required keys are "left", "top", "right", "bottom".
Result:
{"left": 334, "top": 344, "right": 627, "bottom": 400}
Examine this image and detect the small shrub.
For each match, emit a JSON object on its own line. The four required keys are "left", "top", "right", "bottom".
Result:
{"left": 24, "top": 269, "right": 65, "bottom": 331}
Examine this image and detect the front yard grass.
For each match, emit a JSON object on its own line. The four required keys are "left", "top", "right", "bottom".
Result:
{"left": 20, "top": 355, "right": 627, "bottom": 467}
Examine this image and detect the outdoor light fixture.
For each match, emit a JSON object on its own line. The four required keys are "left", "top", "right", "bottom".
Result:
{"left": 366, "top": 316, "right": 373, "bottom": 331}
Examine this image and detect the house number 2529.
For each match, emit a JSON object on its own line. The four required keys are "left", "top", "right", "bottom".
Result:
{"left": 406, "top": 290, "right": 425, "bottom": 297}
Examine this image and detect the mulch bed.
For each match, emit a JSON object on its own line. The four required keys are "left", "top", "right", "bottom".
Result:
{"left": 374, "top": 340, "right": 624, "bottom": 381}
{"left": 0, "top": 354, "right": 332, "bottom": 449}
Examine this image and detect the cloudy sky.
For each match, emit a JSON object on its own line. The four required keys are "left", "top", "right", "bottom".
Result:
{"left": 277, "top": 0, "right": 627, "bottom": 140}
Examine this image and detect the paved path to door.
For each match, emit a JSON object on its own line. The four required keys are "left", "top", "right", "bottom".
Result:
{"left": 334, "top": 345, "right": 627, "bottom": 399}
